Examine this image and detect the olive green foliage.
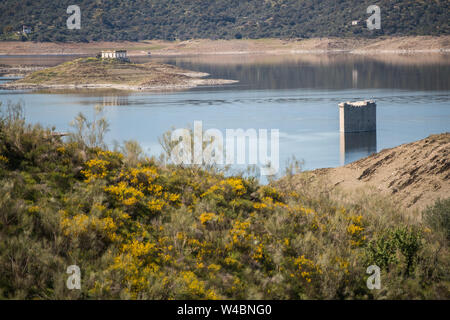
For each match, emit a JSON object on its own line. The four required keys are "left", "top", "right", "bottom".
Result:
{"left": 0, "top": 0, "right": 448, "bottom": 42}
{"left": 0, "top": 101, "right": 448, "bottom": 299}
{"left": 365, "top": 226, "right": 422, "bottom": 275}
{"left": 423, "top": 198, "right": 450, "bottom": 242}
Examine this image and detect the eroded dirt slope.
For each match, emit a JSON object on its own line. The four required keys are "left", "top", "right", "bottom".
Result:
{"left": 289, "top": 133, "right": 450, "bottom": 211}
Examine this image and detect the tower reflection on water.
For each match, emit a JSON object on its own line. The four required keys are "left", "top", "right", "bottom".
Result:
{"left": 340, "top": 131, "right": 377, "bottom": 165}
{"left": 339, "top": 100, "right": 377, "bottom": 166}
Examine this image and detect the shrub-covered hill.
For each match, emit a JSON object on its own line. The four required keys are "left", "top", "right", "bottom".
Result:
{"left": 0, "top": 0, "right": 449, "bottom": 42}
{"left": 0, "top": 103, "right": 449, "bottom": 299}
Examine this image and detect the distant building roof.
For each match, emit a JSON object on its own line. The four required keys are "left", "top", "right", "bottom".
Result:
{"left": 22, "top": 25, "right": 32, "bottom": 33}
{"left": 100, "top": 50, "right": 128, "bottom": 60}
{"left": 101, "top": 50, "right": 127, "bottom": 53}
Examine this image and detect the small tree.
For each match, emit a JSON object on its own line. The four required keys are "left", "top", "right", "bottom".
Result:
{"left": 69, "top": 105, "right": 109, "bottom": 149}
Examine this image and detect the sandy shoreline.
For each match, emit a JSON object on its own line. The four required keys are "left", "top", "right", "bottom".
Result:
{"left": 1, "top": 78, "right": 238, "bottom": 91}
{"left": 0, "top": 36, "right": 449, "bottom": 56}
{"left": 277, "top": 133, "right": 450, "bottom": 212}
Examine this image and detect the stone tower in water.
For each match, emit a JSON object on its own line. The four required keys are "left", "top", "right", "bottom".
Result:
{"left": 339, "top": 100, "right": 376, "bottom": 133}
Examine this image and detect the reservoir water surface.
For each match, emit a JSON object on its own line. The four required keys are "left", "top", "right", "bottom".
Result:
{"left": 0, "top": 53, "right": 449, "bottom": 176}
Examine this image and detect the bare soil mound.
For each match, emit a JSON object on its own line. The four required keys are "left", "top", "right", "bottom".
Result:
{"left": 288, "top": 133, "right": 450, "bottom": 211}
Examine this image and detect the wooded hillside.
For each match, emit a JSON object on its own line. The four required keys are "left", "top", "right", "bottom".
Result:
{"left": 1, "top": 0, "right": 448, "bottom": 42}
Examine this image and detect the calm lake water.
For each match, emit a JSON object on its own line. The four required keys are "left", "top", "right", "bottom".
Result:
{"left": 0, "top": 53, "right": 449, "bottom": 177}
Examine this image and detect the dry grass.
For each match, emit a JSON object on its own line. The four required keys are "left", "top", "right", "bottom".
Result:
{"left": 14, "top": 58, "right": 200, "bottom": 86}
{"left": 280, "top": 133, "right": 450, "bottom": 213}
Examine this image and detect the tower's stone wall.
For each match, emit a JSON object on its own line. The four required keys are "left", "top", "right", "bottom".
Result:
{"left": 339, "top": 100, "right": 376, "bottom": 133}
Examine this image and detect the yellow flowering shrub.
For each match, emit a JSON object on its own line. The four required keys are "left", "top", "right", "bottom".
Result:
{"left": 293, "top": 255, "right": 323, "bottom": 283}
{"left": 252, "top": 243, "right": 264, "bottom": 261}
{"left": 180, "top": 271, "right": 219, "bottom": 299}
{"left": 199, "top": 212, "right": 217, "bottom": 225}
{"left": 60, "top": 213, "right": 117, "bottom": 240}
{"left": 259, "top": 185, "right": 283, "bottom": 202}
{"left": 224, "top": 256, "right": 241, "bottom": 269}
{"left": 335, "top": 257, "right": 350, "bottom": 275}
{"left": 80, "top": 150, "right": 123, "bottom": 182}
{"left": 105, "top": 182, "right": 144, "bottom": 206}
{"left": 106, "top": 239, "right": 162, "bottom": 298}
{"left": 164, "top": 192, "right": 180, "bottom": 204}
{"left": 148, "top": 184, "right": 163, "bottom": 196}
{"left": 0, "top": 154, "right": 9, "bottom": 164}
{"left": 207, "top": 263, "right": 221, "bottom": 272}
{"left": 346, "top": 214, "right": 366, "bottom": 247}
{"left": 120, "top": 166, "right": 159, "bottom": 188}
{"left": 227, "top": 220, "right": 256, "bottom": 249}
{"left": 253, "top": 202, "right": 267, "bottom": 209}
{"left": 27, "top": 205, "right": 39, "bottom": 213}
{"left": 81, "top": 158, "right": 110, "bottom": 182}
{"left": 147, "top": 198, "right": 166, "bottom": 212}
{"left": 200, "top": 177, "right": 246, "bottom": 198}
{"left": 222, "top": 178, "right": 246, "bottom": 196}
{"left": 121, "top": 239, "right": 157, "bottom": 258}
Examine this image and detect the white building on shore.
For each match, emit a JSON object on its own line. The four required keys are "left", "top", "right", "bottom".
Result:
{"left": 22, "top": 25, "right": 32, "bottom": 34}
{"left": 101, "top": 50, "right": 128, "bottom": 60}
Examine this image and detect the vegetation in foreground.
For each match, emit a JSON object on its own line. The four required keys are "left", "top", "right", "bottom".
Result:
{"left": 0, "top": 102, "right": 448, "bottom": 299}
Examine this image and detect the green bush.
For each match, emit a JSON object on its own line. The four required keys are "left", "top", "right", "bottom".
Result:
{"left": 423, "top": 198, "right": 450, "bottom": 242}
{"left": 365, "top": 227, "right": 422, "bottom": 276}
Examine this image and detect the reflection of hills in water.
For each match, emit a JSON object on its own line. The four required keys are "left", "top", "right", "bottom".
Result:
{"left": 0, "top": 53, "right": 448, "bottom": 91}
{"left": 340, "top": 131, "right": 377, "bottom": 165}
{"left": 140, "top": 53, "right": 450, "bottom": 91}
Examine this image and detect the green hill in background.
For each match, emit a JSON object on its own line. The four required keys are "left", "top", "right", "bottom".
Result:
{"left": 0, "top": 0, "right": 448, "bottom": 42}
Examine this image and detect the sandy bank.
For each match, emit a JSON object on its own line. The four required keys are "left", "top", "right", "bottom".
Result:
{"left": 0, "top": 36, "right": 449, "bottom": 56}
{"left": 2, "top": 78, "right": 238, "bottom": 91}
{"left": 278, "top": 133, "right": 450, "bottom": 212}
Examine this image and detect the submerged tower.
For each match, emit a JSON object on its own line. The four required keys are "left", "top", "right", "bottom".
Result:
{"left": 339, "top": 100, "right": 377, "bottom": 165}
{"left": 339, "top": 100, "right": 376, "bottom": 133}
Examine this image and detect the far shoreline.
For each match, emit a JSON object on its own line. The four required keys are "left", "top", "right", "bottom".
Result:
{"left": 0, "top": 36, "right": 449, "bottom": 57}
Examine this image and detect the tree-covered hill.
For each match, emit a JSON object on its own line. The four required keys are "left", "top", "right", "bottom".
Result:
{"left": 0, "top": 0, "right": 448, "bottom": 42}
